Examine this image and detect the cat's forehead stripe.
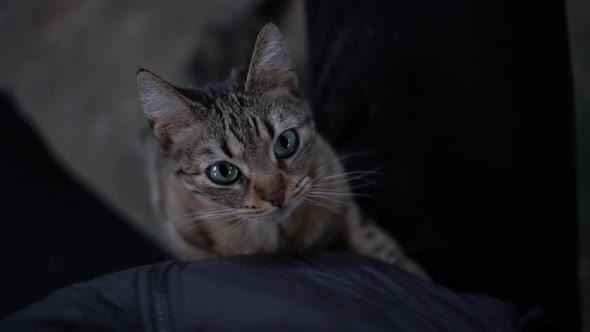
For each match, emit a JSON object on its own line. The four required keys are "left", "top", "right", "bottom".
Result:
{"left": 263, "top": 119, "right": 275, "bottom": 138}
{"left": 220, "top": 138, "right": 234, "bottom": 159}
{"left": 249, "top": 115, "right": 261, "bottom": 137}
{"left": 222, "top": 106, "right": 266, "bottom": 143}
{"left": 228, "top": 122, "right": 245, "bottom": 145}
{"left": 192, "top": 90, "right": 311, "bottom": 165}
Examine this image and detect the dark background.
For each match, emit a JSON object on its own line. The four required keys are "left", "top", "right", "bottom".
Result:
{"left": 0, "top": 0, "right": 587, "bottom": 330}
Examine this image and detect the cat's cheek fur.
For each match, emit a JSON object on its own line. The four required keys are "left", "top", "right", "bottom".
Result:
{"left": 179, "top": 175, "right": 247, "bottom": 210}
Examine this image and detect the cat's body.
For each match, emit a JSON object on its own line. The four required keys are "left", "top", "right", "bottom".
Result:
{"left": 138, "top": 24, "right": 428, "bottom": 279}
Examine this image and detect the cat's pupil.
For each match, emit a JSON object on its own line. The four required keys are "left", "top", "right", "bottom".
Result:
{"left": 219, "top": 164, "right": 229, "bottom": 177}
{"left": 280, "top": 135, "right": 290, "bottom": 148}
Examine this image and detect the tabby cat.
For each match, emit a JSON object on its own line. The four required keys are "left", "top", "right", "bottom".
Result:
{"left": 137, "top": 23, "right": 428, "bottom": 279}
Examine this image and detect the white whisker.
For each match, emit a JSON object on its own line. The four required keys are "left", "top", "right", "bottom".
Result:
{"left": 312, "top": 180, "right": 376, "bottom": 191}
{"left": 306, "top": 194, "right": 346, "bottom": 206}
{"left": 303, "top": 198, "right": 340, "bottom": 213}
{"left": 144, "top": 208, "right": 237, "bottom": 239}
{"left": 309, "top": 190, "right": 368, "bottom": 196}
{"left": 168, "top": 208, "right": 234, "bottom": 223}
{"left": 221, "top": 217, "right": 249, "bottom": 236}
{"left": 311, "top": 151, "right": 376, "bottom": 177}
{"left": 315, "top": 169, "right": 381, "bottom": 182}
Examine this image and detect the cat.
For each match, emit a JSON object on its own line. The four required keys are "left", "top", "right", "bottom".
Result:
{"left": 137, "top": 23, "right": 428, "bottom": 279}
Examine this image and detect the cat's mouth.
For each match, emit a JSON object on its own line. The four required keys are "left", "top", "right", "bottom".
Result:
{"left": 250, "top": 195, "right": 302, "bottom": 224}
{"left": 264, "top": 206, "right": 296, "bottom": 223}
{"left": 248, "top": 176, "right": 311, "bottom": 224}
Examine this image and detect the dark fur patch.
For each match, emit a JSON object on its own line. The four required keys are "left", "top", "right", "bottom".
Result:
{"left": 221, "top": 139, "right": 233, "bottom": 158}
{"left": 264, "top": 119, "right": 275, "bottom": 138}
{"left": 250, "top": 116, "right": 261, "bottom": 137}
{"left": 201, "top": 148, "right": 215, "bottom": 156}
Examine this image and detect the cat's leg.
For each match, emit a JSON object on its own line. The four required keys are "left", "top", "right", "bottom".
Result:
{"left": 346, "top": 205, "right": 431, "bottom": 280}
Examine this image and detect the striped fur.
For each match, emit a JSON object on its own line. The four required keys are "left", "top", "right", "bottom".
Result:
{"left": 137, "top": 24, "right": 428, "bottom": 279}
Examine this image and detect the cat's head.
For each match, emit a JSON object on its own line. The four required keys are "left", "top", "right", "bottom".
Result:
{"left": 137, "top": 23, "right": 316, "bottom": 223}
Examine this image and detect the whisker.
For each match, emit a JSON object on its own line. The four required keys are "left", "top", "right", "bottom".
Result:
{"left": 311, "top": 170, "right": 382, "bottom": 190}
{"left": 144, "top": 210, "right": 237, "bottom": 239}
{"left": 310, "top": 179, "right": 366, "bottom": 190}
{"left": 303, "top": 198, "right": 340, "bottom": 213}
{"left": 309, "top": 191, "right": 371, "bottom": 197}
{"left": 311, "top": 177, "right": 371, "bottom": 188}
{"left": 221, "top": 217, "right": 249, "bottom": 236}
{"left": 187, "top": 214, "right": 237, "bottom": 226}
{"left": 312, "top": 151, "right": 376, "bottom": 177}
{"left": 168, "top": 208, "right": 234, "bottom": 223}
{"left": 315, "top": 169, "right": 382, "bottom": 182}
{"left": 312, "top": 180, "right": 377, "bottom": 191}
{"left": 306, "top": 194, "right": 347, "bottom": 206}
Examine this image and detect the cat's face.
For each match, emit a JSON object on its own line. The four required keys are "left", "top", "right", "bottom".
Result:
{"left": 168, "top": 88, "right": 315, "bottom": 223}
{"left": 137, "top": 24, "right": 316, "bottom": 223}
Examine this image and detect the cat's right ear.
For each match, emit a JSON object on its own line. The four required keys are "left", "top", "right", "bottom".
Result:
{"left": 136, "top": 69, "right": 194, "bottom": 146}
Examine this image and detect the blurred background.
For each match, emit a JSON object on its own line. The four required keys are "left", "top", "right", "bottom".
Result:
{"left": 0, "top": 0, "right": 587, "bottom": 329}
{"left": 0, "top": 0, "right": 306, "bottom": 233}
{"left": 570, "top": 0, "right": 590, "bottom": 329}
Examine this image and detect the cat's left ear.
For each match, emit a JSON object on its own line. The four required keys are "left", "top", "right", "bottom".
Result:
{"left": 244, "top": 23, "right": 299, "bottom": 95}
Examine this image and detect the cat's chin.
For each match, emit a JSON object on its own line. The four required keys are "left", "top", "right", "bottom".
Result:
{"left": 258, "top": 199, "right": 301, "bottom": 224}
{"left": 265, "top": 207, "right": 294, "bottom": 224}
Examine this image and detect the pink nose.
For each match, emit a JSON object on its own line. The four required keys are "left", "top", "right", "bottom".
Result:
{"left": 262, "top": 188, "right": 286, "bottom": 207}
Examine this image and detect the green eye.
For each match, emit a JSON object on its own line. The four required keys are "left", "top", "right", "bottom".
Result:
{"left": 274, "top": 129, "right": 299, "bottom": 159}
{"left": 207, "top": 161, "right": 240, "bottom": 185}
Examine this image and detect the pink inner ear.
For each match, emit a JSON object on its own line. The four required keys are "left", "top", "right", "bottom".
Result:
{"left": 284, "top": 75, "right": 300, "bottom": 97}
{"left": 152, "top": 122, "right": 174, "bottom": 148}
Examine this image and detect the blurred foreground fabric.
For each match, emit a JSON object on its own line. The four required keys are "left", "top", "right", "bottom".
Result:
{"left": 1, "top": 253, "right": 518, "bottom": 332}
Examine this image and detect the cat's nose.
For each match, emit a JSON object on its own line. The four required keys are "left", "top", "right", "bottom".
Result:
{"left": 262, "top": 188, "right": 286, "bottom": 208}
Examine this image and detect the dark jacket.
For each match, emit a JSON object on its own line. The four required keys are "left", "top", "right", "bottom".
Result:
{"left": 1, "top": 252, "right": 518, "bottom": 332}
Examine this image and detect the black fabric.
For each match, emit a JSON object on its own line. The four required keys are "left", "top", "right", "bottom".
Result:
{"left": 0, "top": 93, "right": 167, "bottom": 318}
{"left": 305, "top": 1, "right": 579, "bottom": 330}
{"left": 1, "top": 252, "right": 519, "bottom": 332}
